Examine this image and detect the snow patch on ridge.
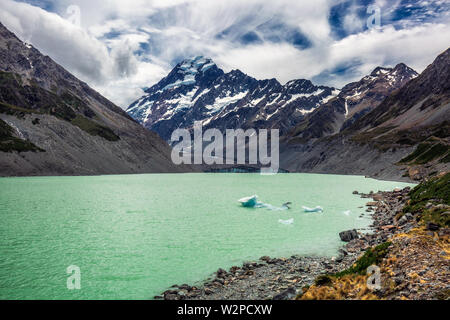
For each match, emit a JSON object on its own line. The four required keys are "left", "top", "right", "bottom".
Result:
{"left": 344, "top": 98, "right": 349, "bottom": 118}
{"left": 163, "top": 77, "right": 196, "bottom": 91}
{"left": 205, "top": 91, "right": 248, "bottom": 113}
{"left": 322, "top": 89, "right": 340, "bottom": 104}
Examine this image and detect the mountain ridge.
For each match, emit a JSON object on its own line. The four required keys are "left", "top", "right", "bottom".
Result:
{"left": 287, "top": 62, "right": 419, "bottom": 142}
{"left": 127, "top": 55, "right": 421, "bottom": 146}
{"left": 280, "top": 48, "right": 450, "bottom": 181}
{"left": 125, "top": 51, "right": 448, "bottom": 181}
{"left": 0, "top": 22, "right": 187, "bottom": 176}
{"left": 127, "top": 56, "right": 340, "bottom": 141}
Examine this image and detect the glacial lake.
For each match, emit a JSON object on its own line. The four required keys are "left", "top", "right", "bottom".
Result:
{"left": 0, "top": 173, "right": 413, "bottom": 299}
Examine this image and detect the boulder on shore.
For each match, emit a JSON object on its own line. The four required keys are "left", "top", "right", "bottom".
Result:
{"left": 426, "top": 222, "right": 440, "bottom": 231}
{"left": 273, "top": 287, "right": 296, "bottom": 300}
{"left": 339, "top": 229, "right": 359, "bottom": 242}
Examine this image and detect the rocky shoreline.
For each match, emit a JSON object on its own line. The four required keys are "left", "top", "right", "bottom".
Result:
{"left": 157, "top": 186, "right": 432, "bottom": 300}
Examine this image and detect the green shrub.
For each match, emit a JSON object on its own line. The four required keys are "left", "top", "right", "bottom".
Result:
{"left": 71, "top": 115, "right": 120, "bottom": 142}
{"left": 0, "top": 102, "right": 35, "bottom": 118}
{"left": 399, "top": 143, "right": 432, "bottom": 163}
{"left": 421, "top": 208, "right": 450, "bottom": 228}
{"left": 403, "top": 173, "right": 450, "bottom": 227}
{"left": 435, "top": 289, "right": 450, "bottom": 300}
{"left": 414, "top": 144, "right": 449, "bottom": 164}
{"left": 315, "top": 275, "right": 333, "bottom": 286}
{"left": 60, "top": 92, "right": 96, "bottom": 118}
{"left": 0, "top": 119, "right": 44, "bottom": 153}
{"left": 334, "top": 242, "right": 391, "bottom": 277}
{"left": 404, "top": 173, "right": 450, "bottom": 211}
{"left": 0, "top": 118, "right": 13, "bottom": 137}
{"left": 439, "top": 152, "right": 450, "bottom": 163}
{"left": 399, "top": 143, "right": 449, "bottom": 164}
{"left": 0, "top": 136, "right": 45, "bottom": 153}
{"left": 311, "top": 242, "right": 392, "bottom": 291}
{"left": 0, "top": 72, "right": 120, "bottom": 142}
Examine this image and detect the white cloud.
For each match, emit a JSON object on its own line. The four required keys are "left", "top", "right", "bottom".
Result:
{"left": 343, "top": 13, "right": 364, "bottom": 33}
{"left": 214, "top": 23, "right": 450, "bottom": 88}
{"left": 327, "top": 24, "right": 450, "bottom": 86}
{"left": 0, "top": 0, "right": 449, "bottom": 108}
{"left": 0, "top": 0, "right": 162, "bottom": 106}
{"left": 95, "top": 61, "right": 168, "bottom": 109}
{"left": 0, "top": 1, "right": 109, "bottom": 81}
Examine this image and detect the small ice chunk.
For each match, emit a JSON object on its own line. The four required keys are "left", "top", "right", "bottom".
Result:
{"left": 278, "top": 218, "right": 294, "bottom": 225}
{"left": 302, "top": 206, "right": 323, "bottom": 213}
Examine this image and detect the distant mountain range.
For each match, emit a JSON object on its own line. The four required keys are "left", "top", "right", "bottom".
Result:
{"left": 280, "top": 48, "right": 449, "bottom": 181}
{"left": 127, "top": 56, "right": 340, "bottom": 141}
{"left": 127, "top": 57, "right": 418, "bottom": 143}
{"left": 288, "top": 63, "right": 418, "bottom": 142}
{"left": 128, "top": 49, "right": 449, "bottom": 181}
{"left": 0, "top": 22, "right": 185, "bottom": 176}
{"left": 0, "top": 20, "right": 448, "bottom": 180}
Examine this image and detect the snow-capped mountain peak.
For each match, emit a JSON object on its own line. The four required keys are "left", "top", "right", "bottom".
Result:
{"left": 163, "top": 56, "right": 217, "bottom": 90}
{"left": 126, "top": 58, "right": 416, "bottom": 143}
{"left": 146, "top": 56, "right": 224, "bottom": 94}
{"left": 127, "top": 57, "right": 340, "bottom": 141}
{"left": 363, "top": 64, "right": 418, "bottom": 86}
{"left": 288, "top": 62, "right": 419, "bottom": 141}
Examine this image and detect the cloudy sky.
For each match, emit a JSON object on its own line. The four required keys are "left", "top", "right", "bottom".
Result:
{"left": 0, "top": 0, "right": 449, "bottom": 108}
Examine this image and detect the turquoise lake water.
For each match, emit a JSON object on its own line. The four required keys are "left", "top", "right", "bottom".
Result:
{"left": 0, "top": 173, "right": 413, "bottom": 299}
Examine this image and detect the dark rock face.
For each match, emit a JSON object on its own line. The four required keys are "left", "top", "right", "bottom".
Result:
{"left": 339, "top": 229, "right": 359, "bottom": 242}
{"left": 287, "top": 63, "right": 418, "bottom": 142}
{"left": 351, "top": 48, "right": 450, "bottom": 131}
{"left": 426, "top": 222, "right": 440, "bottom": 231}
{"left": 0, "top": 22, "right": 184, "bottom": 176}
{"left": 125, "top": 50, "right": 445, "bottom": 181}
{"left": 127, "top": 56, "right": 338, "bottom": 141}
{"left": 273, "top": 287, "right": 296, "bottom": 300}
{"left": 280, "top": 48, "right": 449, "bottom": 180}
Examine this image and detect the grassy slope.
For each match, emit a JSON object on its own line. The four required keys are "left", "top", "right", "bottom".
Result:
{"left": 0, "top": 118, "right": 44, "bottom": 152}
{"left": 0, "top": 71, "right": 120, "bottom": 143}
{"left": 402, "top": 172, "right": 450, "bottom": 227}
{"left": 399, "top": 142, "right": 450, "bottom": 165}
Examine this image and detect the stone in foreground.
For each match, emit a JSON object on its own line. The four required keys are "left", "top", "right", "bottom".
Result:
{"left": 339, "top": 229, "right": 359, "bottom": 242}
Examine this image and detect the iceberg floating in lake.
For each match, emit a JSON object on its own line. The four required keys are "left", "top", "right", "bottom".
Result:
{"left": 239, "top": 196, "right": 291, "bottom": 211}
{"left": 278, "top": 218, "right": 294, "bottom": 225}
{"left": 238, "top": 195, "right": 259, "bottom": 208}
{"left": 302, "top": 206, "right": 323, "bottom": 213}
